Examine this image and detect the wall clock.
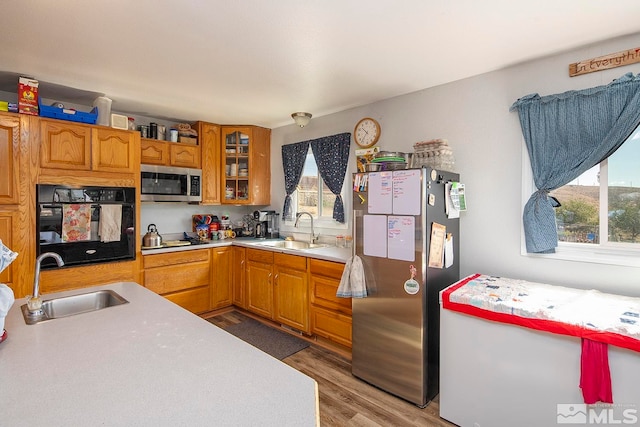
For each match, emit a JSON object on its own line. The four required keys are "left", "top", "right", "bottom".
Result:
{"left": 354, "top": 117, "right": 381, "bottom": 148}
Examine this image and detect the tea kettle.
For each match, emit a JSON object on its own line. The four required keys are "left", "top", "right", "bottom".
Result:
{"left": 143, "top": 224, "right": 162, "bottom": 247}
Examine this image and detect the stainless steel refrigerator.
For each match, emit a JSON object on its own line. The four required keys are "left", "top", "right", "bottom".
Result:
{"left": 351, "top": 167, "right": 460, "bottom": 407}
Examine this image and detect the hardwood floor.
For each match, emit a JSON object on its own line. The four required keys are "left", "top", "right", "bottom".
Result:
{"left": 204, "top": 309, "right": 456, "bottom": 427}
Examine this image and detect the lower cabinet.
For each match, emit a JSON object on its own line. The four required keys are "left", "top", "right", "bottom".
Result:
{"left": 274, "top": 252, "right": 309, "bottom": 333}
{"left": 211, "top": 246, "right": 233, "bottom": 309}
{"left": 245, "top": 248, "right": 274, "bottom": 319}
{"left": 143, "top": 249, "right": 211, "bottom": 314}
{"left": 309, "top": 258, "right": 352, "bottom": 348}
{"left": 140, "top": 246, "right": 349, "bottom": 347}
{"left": 0, "top": 209, "right": 17, "bottom": 287}
{"left": 231, "top": 246, "right": 246, "bottom": 308}
{"left": 245, "top": 248, "right": 310, "bottom": 333}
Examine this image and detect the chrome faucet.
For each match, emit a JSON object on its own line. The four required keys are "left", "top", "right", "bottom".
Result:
{"left": 27, "top": 252, "right": 64, "bottom": 314}
{"left": 295, "top": 212, "right": 317, "bottom": 244}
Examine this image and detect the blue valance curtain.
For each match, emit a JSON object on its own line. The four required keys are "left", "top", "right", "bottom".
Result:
{"left": 281, "top": 132, "right": 351, "bottom": 223}
{"left": 510, "top": 72, "right": 640, "bottom": 253}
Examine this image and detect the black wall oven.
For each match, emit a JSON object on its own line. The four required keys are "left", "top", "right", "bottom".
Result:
{"left": 36, "top": 185, "right": 136, "bottom": 269}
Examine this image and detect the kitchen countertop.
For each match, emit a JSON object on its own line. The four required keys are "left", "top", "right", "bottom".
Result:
{"left": 1, "top": 282, "right": 319, "bottom": 427}
{"left": 141, "top": 237, "right": 352, "bottom": 263}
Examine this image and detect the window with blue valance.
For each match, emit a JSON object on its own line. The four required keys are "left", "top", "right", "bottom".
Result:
{"left": 281, "top": 133, "right": 351, "bottom": 223}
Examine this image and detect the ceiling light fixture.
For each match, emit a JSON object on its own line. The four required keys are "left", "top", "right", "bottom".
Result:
{"left": 291, "top": 112, "right": 312, "bottom": 127}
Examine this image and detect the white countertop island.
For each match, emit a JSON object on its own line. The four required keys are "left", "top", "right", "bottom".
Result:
{"left": 1, "top": 282, "right": 319, "bottom": 426}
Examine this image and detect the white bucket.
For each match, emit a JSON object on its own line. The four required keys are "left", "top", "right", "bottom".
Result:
{"left": 92, "top": 96, "right": 112, "bottom": 126}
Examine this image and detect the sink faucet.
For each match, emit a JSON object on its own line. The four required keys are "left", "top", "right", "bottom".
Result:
{"left": 27, "top": 252, "right": 64, "bottom": 314}
{"left": 295, "top": 212, "right": 317, "bottom": 244}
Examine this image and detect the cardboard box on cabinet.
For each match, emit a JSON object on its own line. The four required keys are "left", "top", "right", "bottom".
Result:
{"left": 18, "top": 77, "right": 39, "bottom": 115}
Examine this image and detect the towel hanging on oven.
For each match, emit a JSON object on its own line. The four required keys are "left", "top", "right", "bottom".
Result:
{"left": 99, "top": 204, "right": 122, "bottom": 243}
{"left": 61, "top": 204, "right": 92, "bottom": 242}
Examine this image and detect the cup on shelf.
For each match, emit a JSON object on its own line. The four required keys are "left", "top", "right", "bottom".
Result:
{"left": 229, "top": 164, "right": 237, "bottom": 176}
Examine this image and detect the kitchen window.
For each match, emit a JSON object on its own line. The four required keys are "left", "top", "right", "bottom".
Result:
{"left": 292, "top": 147, "right": 347, "bottom": 228}
{"left": 522, "top": 123, "right": 640, "bottom": 267}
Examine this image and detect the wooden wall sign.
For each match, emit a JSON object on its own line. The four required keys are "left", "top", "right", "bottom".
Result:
{"left": 569, "top": 47, "right": 640, "bottom": 77}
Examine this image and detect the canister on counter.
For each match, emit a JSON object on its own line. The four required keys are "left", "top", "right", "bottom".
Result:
{"left": 149, "top": 122, "right": 158, "bottom": 139}
{"left": 158, "top": 125, "right": 166, "bottom": 141}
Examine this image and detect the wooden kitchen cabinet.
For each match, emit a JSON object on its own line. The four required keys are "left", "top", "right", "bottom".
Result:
{"left": 245, "top": 248, "right": 274, "bottom": 319}
{"left": 245, "top": 248, "right": 310, "bottom": 333}
{"left": 193, "top": 121, "right": 221, "bottom": 204}
{"left": 140, "top": 139, "right": 201, "bottom": 169}
{"left": 143, "top": 249, "right": 211, "bottom": 314}
{"left": 274, "top": 252, "right": 309, "bottom": 333}
{"left": 231, "top": 246, "right": 246, "bottom": 308}
{"left": 40, "top": 119, "right": 137, "bottom": 173}
{"left": 0, "top": 113, "right": 33, "bottom": 298}
{"left": 211, "top": 246, "right": 233, "bottom": 309}
{"left": 92, "top": 127, "right": 138, "bottom": 173}
{"left": 0, "top": 209, "right": 17, "bottom": 286}
{"left": 0, "top": 113, "right": 22, "bottom": 205}
{"left": 221, "top": 126, "right": 270, "bottom": 205}
{"left": 309, "top": 259, "right": 352, "bottom": 348}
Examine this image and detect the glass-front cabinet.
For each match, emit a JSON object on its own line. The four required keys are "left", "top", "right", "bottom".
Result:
{"left": 223, "top": 128, "right": 250, "bottom": 203}
{"left": 221, "top": 126, "right": 271, "bottom": 205}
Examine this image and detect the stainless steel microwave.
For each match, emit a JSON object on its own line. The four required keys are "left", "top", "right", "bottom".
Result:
{"left": 141, "top": 165, "right": 202, "bottom": 202}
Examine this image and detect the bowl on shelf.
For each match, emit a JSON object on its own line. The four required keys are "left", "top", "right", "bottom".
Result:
{"left": 365, "top": 163, "right": 382, "bottom": 172}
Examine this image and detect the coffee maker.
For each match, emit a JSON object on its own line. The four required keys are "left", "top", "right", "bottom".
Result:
{"left": 253, "top": 210, "right": 279, "bottom": 239}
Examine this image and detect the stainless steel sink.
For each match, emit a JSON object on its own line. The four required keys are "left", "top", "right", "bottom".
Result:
{"left": 255, "top": 240, "right": 328, "bottom": 250}
{"left": 21, "top": 290, "right": 129, "bottom": 325}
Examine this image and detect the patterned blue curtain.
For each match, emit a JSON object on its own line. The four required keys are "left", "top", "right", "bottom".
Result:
{"left": 281, "top": 141, "right": 310, "bottom": 221}
{"left": 510, "top": 72, "right": 640, "bottom": 253}
{"left": 310, "top": 133, "right": 351, "bottom": 223}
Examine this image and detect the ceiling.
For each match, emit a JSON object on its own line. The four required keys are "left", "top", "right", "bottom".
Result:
{"left": 1, "top": 1, "right": 640, "bottom": 128}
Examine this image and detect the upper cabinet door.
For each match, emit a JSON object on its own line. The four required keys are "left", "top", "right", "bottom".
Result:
{"left": 0, "top": 113, "right": 21, "bottom": 204}
{"left": 197, "top": 122, "right": 221, "bottom": 205}
{"left": 40, "top": 119, "right": 92, "bottom": 171}
{"left": 92, "top": 127, "right": 138, "bottom": 173}
{"left": 170, "top": 143, "right": 200, "bottom": 169}
{"left": 140, "top": 139, "right": 170, "bottom": 165}
{"left": 221, "top": 126, "right": 271, "bottom": 205}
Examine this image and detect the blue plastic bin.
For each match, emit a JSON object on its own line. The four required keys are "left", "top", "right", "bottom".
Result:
{"left": 38, "top": 100, "right": 98, "bottom": 124}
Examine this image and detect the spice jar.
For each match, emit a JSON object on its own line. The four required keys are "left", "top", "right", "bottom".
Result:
{"left": 345, "top": 235, "right": 353, "bottom": 248}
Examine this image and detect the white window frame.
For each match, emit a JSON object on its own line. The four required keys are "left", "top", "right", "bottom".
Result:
{"left": 521, "top": 144, "right": 640, "bottom": 267}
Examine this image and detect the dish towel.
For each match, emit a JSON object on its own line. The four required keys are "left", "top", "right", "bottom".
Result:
{"left": 99, "top": 204, "right": 122, "bottom": 243}
{"left": 62, "top": 204, "right": 92, "bottom": 242}
{"left": 337, "top": 255, "right": 367, "bottom": 298}
{"left": 580, "top": 338, "right": 613, "bottom": 404}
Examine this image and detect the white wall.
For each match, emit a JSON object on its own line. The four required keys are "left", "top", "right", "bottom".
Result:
{"left": 269, "top": 32, "right": 640, "bottom": 297}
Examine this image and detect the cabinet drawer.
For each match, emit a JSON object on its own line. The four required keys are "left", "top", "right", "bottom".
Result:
{"left": 274, "top": 252, "right": 307, "bottom": 271}
{"left": 144, "top": 261, "right": 210, "bottom": 294}
{"left": 311, "top": 306, "right": 352, "bottom": 348}
{"left": 143, "top": 249, "right": 210, "bottom": 269}
{"left": 247, "top": 248, "right": 274, "bottom": 263}
{"left": 309, "top": 258, "right": 345, "bottom": 280}
{"left": 310, "top": 274, "right": 352, "bottom": 314}
{"left": 163, "top": 286, "right": 210, "bottom": 314}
